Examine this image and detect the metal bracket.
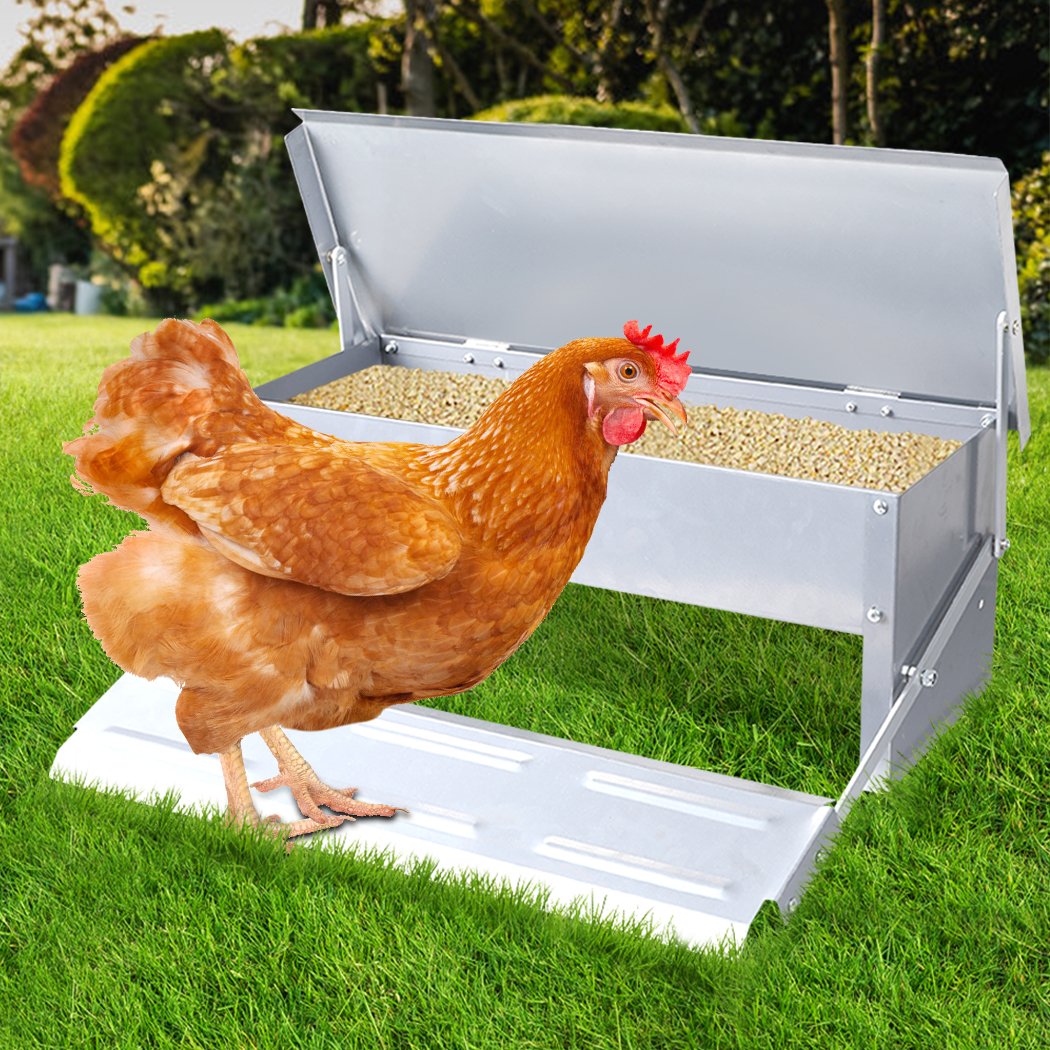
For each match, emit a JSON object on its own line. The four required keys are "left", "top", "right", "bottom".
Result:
{"left": 993, "top": 312, "right": 1010, "bottom": 559}
{"left": 835, "top": 538, "right": 994, "bottom": 815}
{"left": 326, "top": 244, "right": 375, "bottom": 351}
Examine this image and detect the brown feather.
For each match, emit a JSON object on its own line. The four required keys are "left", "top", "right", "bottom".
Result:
{"left": 70, "top": 322, "right": 648, "bottom": 754}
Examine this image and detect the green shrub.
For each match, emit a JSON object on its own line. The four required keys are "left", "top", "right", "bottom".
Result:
{"left": 471, "top": 95, "right": 690, "bottom": 134}
{"left": 196, "top": 270, "right": 335, "bottom": 329}
{"left": 59, "top": 26, "right": 384, "bottom": 313}
{"left": 11, "top": 36, "right": 144, "bottom": 200}
{"left": 1012, "top": 154, "right": 1049, "bottom": 365}
{"left": 60, "top": 29, "right": 229, "bottom": 292}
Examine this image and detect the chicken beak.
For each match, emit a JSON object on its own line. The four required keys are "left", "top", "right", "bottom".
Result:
{"left": 636, "top": 395, "right": 688, "bottom": 436}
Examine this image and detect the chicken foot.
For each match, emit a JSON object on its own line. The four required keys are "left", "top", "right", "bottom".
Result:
{"left": 219, "top": 740, "right": 341, "bottom": 839}
{"left": 251, "top": 725, "right": 401, "bottom": 835}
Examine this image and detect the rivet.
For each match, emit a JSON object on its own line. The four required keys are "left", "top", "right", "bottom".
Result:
{"left": 383, "top": 341, "right": 398, "bottom": 355}
{"left": 866, "top": 606, "right": 884, "bottom": 624}
{"left": 463, "top": 352, "right": 475, "bottom": 364}
{"left": 880, "top": 405, "right": 893, "bottom": 418}
{"left": 845, "top": 401, "right": 857, "bottom": 413}
{"left": 873, "top": 499, "right": 888, "bottom": 516}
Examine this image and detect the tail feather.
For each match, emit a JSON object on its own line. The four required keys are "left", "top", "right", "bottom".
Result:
{"left": 65, "top": 319, "right": 278, "bottom": 530}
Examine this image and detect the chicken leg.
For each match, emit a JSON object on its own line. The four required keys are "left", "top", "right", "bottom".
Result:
{"left": 219, "top": 739, "right": 343, "bottom": 839}
{"left": 252, "top": 725, "right": 401, "bottom": 833}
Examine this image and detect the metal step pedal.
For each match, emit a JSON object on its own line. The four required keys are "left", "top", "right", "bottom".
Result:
{"left": 51, "top": 672, "right": 833, "bottom": 947}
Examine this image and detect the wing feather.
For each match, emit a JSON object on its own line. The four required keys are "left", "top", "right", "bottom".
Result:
{"left": 163, "top": 444, "right": 460, "bottom": 596}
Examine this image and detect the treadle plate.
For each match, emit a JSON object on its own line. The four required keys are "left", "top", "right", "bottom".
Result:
{"left": 52, "top": 673, "right": 833, "bottom": 948}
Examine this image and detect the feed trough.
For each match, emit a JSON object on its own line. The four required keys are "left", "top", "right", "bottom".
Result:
{"left": 53, "top": 110, "right": 1030, "bottom": 948}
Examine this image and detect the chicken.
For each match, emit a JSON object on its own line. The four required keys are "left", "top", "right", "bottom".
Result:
{"left": 66, "top": 318, "right": 690, "bottom": 838}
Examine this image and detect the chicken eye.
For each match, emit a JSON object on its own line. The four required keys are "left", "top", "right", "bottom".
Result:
{"left": 618, "top": 362, "right": 640, "bottom": 381}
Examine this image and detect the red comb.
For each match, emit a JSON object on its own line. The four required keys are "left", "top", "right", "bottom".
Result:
{"left": 623, "top": 320, "right": 691, "bottom": 396}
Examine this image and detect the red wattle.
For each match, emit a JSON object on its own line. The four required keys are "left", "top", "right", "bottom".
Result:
{"left": 602, "top": 406, "right": 647, "bottom": 445}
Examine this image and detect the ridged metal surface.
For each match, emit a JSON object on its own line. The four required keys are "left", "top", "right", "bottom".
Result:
{"left": 51, "top": 673, "right": 832, "bottom": 948}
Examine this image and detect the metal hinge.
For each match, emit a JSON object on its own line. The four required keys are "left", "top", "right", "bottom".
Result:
{"left": 844, "top": 385, "right": 901, "bottom": 399}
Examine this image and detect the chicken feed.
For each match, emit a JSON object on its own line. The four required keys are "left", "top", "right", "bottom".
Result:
{"left": 291, "top": 365, "right": 961, "bottom": 493}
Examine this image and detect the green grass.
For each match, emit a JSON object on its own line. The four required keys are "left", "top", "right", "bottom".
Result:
{"left": 1, "top": 314, "right": 1047, "bottom": 1048}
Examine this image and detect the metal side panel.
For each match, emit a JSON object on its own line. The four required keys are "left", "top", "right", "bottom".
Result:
{"left": 51, "top": 674, "right": 832, "bottom": 949}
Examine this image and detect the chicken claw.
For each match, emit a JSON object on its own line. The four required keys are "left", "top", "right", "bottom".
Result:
{"left": 253, "top": 725, "right": 402, "bottom": 834}
{"left": 219, "top": 741, "right": 345, "bottom": 840}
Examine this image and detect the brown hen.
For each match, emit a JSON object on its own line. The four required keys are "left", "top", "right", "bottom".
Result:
{"left": 66, "top": 319, "right": 690, "bottom": 837}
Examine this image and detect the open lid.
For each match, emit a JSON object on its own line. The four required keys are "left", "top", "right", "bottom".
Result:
{"left": 286, "top": 109, "right": 1029, "bottom": 442}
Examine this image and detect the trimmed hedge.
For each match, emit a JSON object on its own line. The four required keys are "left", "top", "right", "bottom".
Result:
{"left": 471, "top": 95, "right": 690, "bottom": 134}
{"left": 11, "top": 36, "right": 145, "bottom": 200}
{"left": 58, "top": 26, "right": 384, "bottom": 311}
{"left": 60, "top": 29, "right": 229, "bottom": 276}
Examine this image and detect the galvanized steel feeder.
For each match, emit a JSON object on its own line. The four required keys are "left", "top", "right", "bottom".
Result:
{"left": 54, "top": 111, "right": 1030, "bottom": 947}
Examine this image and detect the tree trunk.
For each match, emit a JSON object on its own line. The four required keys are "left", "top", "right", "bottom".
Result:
{"left": 402, "top": 0, "right": 436, "bottom": 117}
{"left": 825, "top": 0, "right": 848, "bottom": 144}
{"left": 645, "top": 0, "right": 701, "bottom": 133}
{"left": 866, "top": 0, "right": 885, "bottom": 145}
{"left": 302, "top": 0, "right": 342, "bottom": 30}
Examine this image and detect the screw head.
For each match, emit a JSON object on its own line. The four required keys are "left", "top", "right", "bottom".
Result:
{"left": 866, "top": 606, "right": 884, "bottom": 624}
{"left": 880, "top": 405, "right": 894, "bottom": 418}
{"left": 383, "top": 341, "right": 398, "bottom": 355}
{"left": 1011, "top": 319, "right": 1021, "bottom": 335}
{"left": 919, "top": 668, "right": 938, "bottom": 688}
{"left": 873, "top": 499, "right": 889, "bottom": 516}
{"left": 463, "top": 352, "right": 475, "bottom": 364}
{"left": 493, "top": 357, "right": 505, "bottom": 368}
{"left": 845, "top": 401, "right": 857, "bottom": 413}
{"left": 787, "top": 897, "right": 798, "bottom": 913}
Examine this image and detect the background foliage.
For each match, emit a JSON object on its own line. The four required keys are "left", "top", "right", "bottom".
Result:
{"left": 0, "top": 0, "right": 1046, "bottom": 346}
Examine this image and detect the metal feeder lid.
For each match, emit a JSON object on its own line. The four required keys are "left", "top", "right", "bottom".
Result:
{"left": 287, "top": 109, "right": 1029, "bottom": 443}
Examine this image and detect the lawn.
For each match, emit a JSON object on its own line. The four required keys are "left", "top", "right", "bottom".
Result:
{"left": 1, "top": 314, "right": 1046, "bottom": 1048}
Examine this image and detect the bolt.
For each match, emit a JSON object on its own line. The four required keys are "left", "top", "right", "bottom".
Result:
{"left": 1011, "top": 319, "right": 1020, "bottom": 336}
{"left": 880, "top": 405, "right": 893, "bottom": 418}
{"left": 493, "top": 357, "right": 505, "bottom": 368}
{"left": 919, "top": 668, "right": 938, "bottom": 688}
{"left": 463, "top": 352, "right": 475, "bottom": 364}
{"left": 845, "top": 401, "right": 857, "bottom": 413}
{"left": 383, "top": 341, "right": 398, "bottom": 355}
{"left": 873, "top": 499, "right": 889, "bottom": 516}
{"left": 866, "top": 606, "right": 884, "bottom": 624}
{"left": 980, "top": 414, "right": 995, "bottom": 429}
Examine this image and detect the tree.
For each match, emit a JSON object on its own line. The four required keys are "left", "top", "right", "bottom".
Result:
{"left": 865, "top": 0, "right": 885, "bottom": 145}
{"left": 302, "top": 0, "right": 343, "bottom": 29}
{"left": 824, "top": 0, "right": 848, "bottom": 144}
{"left": 402, "top": 0, "right": 437, "bottom": 115}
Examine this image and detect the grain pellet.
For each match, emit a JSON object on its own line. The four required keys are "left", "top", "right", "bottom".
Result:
{"left": 291, "top": 366, "right": 960, "bottom": 493}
